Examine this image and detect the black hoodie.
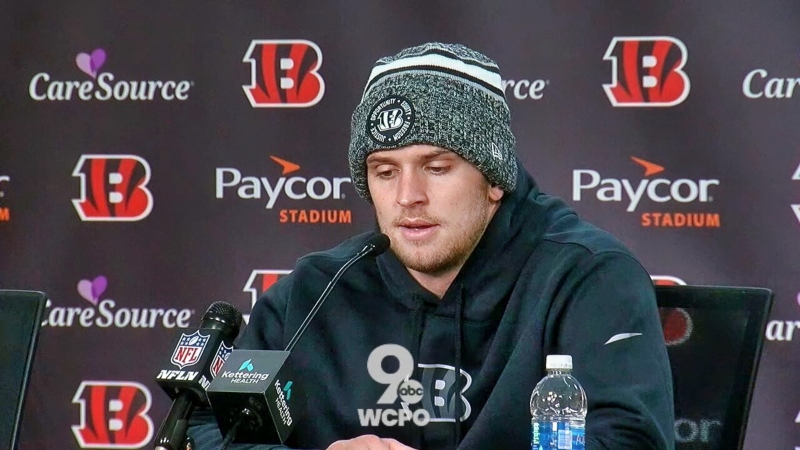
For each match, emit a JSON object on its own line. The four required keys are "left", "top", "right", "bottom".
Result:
{"left": 187, "top": 165, "right": 675, "bottom": 450}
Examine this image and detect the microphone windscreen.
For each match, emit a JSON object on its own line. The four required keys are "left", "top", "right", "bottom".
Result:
{"left": 200, "top": 301, "right": 243, "bottom": 338}
{"left": 366, "top": 233, "right": 391, "bottom": 256}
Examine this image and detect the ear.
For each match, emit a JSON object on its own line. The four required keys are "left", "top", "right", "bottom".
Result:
{"left": 488, "top": 184, "right": 504, "bottom": 202}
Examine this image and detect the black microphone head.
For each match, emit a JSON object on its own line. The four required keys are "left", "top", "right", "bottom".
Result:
{"left": 199, "top": 301, "right": 243, "bottom": 340}
{"left": 366, "top": 232, "right": 390, "bottom": 256}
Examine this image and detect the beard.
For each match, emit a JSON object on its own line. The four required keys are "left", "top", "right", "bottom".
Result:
{"left": 381, "top": 195, "right": 495, "bottom": 276}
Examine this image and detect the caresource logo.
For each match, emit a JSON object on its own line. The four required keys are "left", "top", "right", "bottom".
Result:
{"left": 742, "top": 59, "right": 800, "bottom": 99}
{"left": 43, "top": 275, "right": 194, "bottom": 328}
{"left": 791, "top": 163, "right": 800, "bottom": 225}
{"left": 30, "top": 48, "right": 193, "bottom": 102}
{"left": 215, "top": 155, "right": 352, "bottom": 224}
{"left": 501, "top": 78, "right": 549, "bottom": 100}
{"left": 72, "top": 155, "right": 153, "bottom": 221}
{"left": 604, "top": 36, "right": 690, "bottom": 107}
{"left": 572, "top": 156, "right": 721, "bottom": 228}
{"left": 0, "top": 175, "right": 9, "bottom": 222}
{"left": 765, "top": 290, "right": 800, "bottom": 342}
{"left": 243, "top": 40, "right": 324, "bottom": 107}
{"left": 242, "top": 270, "right": 292, "bottom": 323}
{"left": 72, "top": 381, "right": 154, "bottom": 449}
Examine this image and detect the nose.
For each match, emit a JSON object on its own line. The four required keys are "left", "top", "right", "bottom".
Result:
{"left": 396, "top": 169, "right": 427, "bottom": 207}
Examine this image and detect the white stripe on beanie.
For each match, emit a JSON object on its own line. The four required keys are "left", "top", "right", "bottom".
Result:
{"left": 363, "top": 53, "right": 503, "bottom": 99}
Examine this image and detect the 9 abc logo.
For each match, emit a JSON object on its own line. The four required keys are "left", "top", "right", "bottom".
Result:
{"left": 365, "top": 344, "right": 430, "bottom": 426}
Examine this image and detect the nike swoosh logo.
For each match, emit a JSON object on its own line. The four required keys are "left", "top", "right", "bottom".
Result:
{"left": 604, "top": 333, "right": 643, "bottom": 345}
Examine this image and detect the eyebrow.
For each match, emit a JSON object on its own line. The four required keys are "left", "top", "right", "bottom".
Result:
{"left": 366, "top": 148, "right": 454, "bottom": 165}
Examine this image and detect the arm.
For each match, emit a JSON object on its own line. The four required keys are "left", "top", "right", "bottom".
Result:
{"left": 186, "top": 408, "right": 291, "bottom": 450}
{"left": 554, "top": 251, "right": 674, "bottom": 450}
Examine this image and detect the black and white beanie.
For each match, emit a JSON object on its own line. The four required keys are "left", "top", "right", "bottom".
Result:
{"left": 348, "top": 42, "right": 517, "bottom": 201}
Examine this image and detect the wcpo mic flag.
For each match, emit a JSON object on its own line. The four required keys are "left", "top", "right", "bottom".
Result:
{"left": 154, "top": 301, "right": 243, "bottom": 450}
{"left": 206, "top": 232, "right": 391, "bottom": 445}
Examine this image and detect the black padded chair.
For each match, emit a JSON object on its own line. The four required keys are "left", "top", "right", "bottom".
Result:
{"left": 0, "top": 290, "right": 47, "bottom": 450}
{"left": 655, "top": 284, "right": 773, "bottom": 450}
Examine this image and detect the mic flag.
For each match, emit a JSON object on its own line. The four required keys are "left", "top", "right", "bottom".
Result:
{"left": 206, "top": 349, "right": 300, "bottom": 444}
{"left": 206, "top": 232, "right": 390, "bottom": 445}
{"left": 153, "top": 301, "right": 243, "bottom": 450}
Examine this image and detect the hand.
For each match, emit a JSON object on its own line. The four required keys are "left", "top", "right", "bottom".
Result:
{"left": 326, "top": 434, "right": 417, "bottom": 450}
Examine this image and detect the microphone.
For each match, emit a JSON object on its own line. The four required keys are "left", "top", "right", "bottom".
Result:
{"left": 207, "top": 232, "right": 390, "bottom": 447}
{"left": 153, "top": 301, "right": 243, "bottom": 450}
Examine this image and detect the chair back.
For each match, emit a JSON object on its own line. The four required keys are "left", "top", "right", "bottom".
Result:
{"left": 656, "top": 284, "right": 772, "bottom": 450}
{"left": 0, "top": 290, "right": 47, "bottom": 450}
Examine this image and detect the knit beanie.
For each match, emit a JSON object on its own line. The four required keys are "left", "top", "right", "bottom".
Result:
{"left": 348, "top": 42, "right": 517, "bottom": 201}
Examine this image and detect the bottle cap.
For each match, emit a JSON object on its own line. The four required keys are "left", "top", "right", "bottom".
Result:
{"left": 545, "top": 354, "right": 573, "bottom": 370}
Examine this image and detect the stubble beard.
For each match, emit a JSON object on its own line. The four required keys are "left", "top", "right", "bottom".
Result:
{"left": 384, "top": 199, "right": 493, "bottom": 276}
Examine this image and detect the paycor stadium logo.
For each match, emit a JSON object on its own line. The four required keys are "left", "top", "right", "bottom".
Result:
{"left": 572, "top": 157, "right": 721, "bottom": 228}
{"left": 215, "top": 155, "right": 352, "bottom": 224}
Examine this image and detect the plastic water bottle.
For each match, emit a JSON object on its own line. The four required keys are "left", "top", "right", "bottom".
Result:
{"left": 530, "top": 355, "right": 587, "bottom": 450}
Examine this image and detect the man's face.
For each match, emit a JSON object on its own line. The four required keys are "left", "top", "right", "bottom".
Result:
{"left": 366, "top": 144, "right": 504, "bottom": 275}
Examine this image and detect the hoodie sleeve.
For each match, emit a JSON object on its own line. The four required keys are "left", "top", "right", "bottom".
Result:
{"left": 553, "top": 250, "right": 675, "bottom": 450}
{"left": 185, "top": 275, "right": 312, "bottom": 450}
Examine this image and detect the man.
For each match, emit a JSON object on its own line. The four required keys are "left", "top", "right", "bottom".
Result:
{"left": 188, "top": 42, "right": 674, "bottom": 449}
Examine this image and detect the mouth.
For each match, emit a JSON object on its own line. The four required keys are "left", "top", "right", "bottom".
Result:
{"left": 398, "top": 219, "right": 436, "bottom": 229}
{"left": 396, "top": 219, "right": 439, "bottom": 240}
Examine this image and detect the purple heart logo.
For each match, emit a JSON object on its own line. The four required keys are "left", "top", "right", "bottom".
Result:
{"left": 77, "top": 275, "right": 108, "bottom": 305}
{"left": 75, "top": 48, "right": 107, "bottom": 79}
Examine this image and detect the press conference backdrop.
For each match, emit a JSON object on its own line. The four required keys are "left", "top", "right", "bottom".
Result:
{"left": 1, "top": 1, "right": 798, "bottom": 448}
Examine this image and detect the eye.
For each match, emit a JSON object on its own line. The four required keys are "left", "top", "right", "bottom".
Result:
{"left": 370, "top": 165, "right": 397, "bottom": 179}
{"left": 427, "top": 164, "right": 450, "bottom": 175}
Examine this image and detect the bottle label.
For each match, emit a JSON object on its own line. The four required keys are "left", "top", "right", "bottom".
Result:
{"left": 531, "top": 420, "right": 585, "bottom": 450}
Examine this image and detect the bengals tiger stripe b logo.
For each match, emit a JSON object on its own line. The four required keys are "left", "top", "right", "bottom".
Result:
{"left": 243, "top": 40, "right": 325, "bottom": 107}
{"left": 603, "top": 36, "right": 690, "bottom": 107}
{"left": 72, "top": 155, "right": 153, "bottom": 221}
{"left": 240, "top": 270, "right": 292, "bottom": 323}
{"left": 71, "top": 381, "right": 154, "bottom": 448}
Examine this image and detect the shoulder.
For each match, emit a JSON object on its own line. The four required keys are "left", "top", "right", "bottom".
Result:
{"left": 294, "top": 231, "right": 377, "bottom": 270}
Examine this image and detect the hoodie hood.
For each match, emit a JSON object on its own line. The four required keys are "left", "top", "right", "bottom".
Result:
{"left": 377, "top": 159, "right": 577, "bottom": 321}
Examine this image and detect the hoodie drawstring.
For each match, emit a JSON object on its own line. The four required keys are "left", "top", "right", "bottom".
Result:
{"left": 453, "top": 287, "right": 464, "bottom": 449}
{"left": 410, "top": 295, "right": 424, "bottom": 450}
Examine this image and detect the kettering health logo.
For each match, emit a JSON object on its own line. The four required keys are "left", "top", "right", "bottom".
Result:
{"left": 218, "top": 358, "right": 270, "bottom": 384}
{"left": 43, "top": 275, "right": 195, "bottom": 328}
{"left": 30, "top": 47, "right": 194, "bottom": 101}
